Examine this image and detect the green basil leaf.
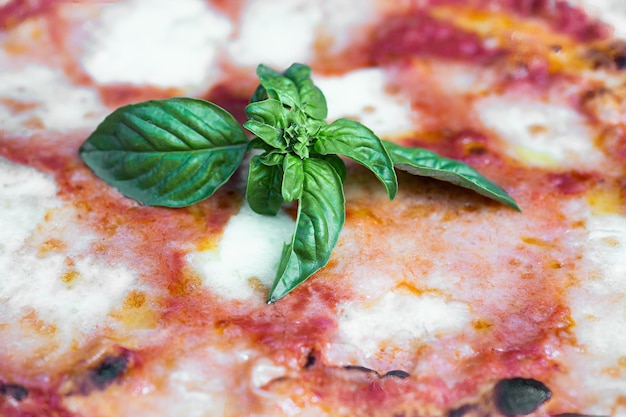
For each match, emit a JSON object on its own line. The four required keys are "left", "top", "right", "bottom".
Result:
{"left": 281, "top": 154, "right": 304, "bottom": 202}
{"left": 315, "top": 118, "right": 398, "bottom": 200}
{"left": 79, "top": 97, "right": 247, "bottom": 207}
{"left": 246, "top": 155, "right": 284, "bottom": 216}
{"left": 244, "top": 98, "right": 292, "bottom": 149}
{"left": 321, "top": 154, "right": 347, "bottom": 183}
{"left": 243, "top": 119, "right": 285, "bottom": 150}
{"left": 267, "top": 158, "right": 345, "bottom": 303}
{"left": 245, "top": 98, "right": 290, "bottom": 128}
{"left": 256, "top": 64, "right": 300, "bottom": 108}
{"left": 284, "top": 63, "right": 327, "bottom": 120}
{"left": 259, "top": 151, "right": 286, "bottom": 167}
{"left": 382, "top": 140, "right": 520, "bottom": 211}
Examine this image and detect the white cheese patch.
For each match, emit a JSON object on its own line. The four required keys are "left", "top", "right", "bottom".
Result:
{"left": 0, "top": 157, "right": 60, "bottom": 253}
{"left": 0, "top": 64, "right": 106, "bottom": 134}
{"left": 316, "top": 68, "right": 415, "bottom": 136}
{"left": 427, "top": 62, "right": 496, "bottom": 96}
{"left": 81, "top": 0, "right": 232, "bottom": 88}
{"left": 559, "top": 203, "right": 626, "bottom": 414}
{"left": 227, "top": 0, "right": 320, "bottom": 68}
{"left": 476, "top": 94, "right": 604, "bottom": 169}
{"left": 0, "top": 158, "right": 138, "bottom": 363}
{"left": 187, "top": 203, "right": 295, "bottom": 301}
{"left": 327, "top": 289, "right": 471, "bottom": 370}
{"left": 578, "top": 0, "right": 626, "bottom": 39}
{"left": 313, "top": 0, "right": 378, "bottom": 53}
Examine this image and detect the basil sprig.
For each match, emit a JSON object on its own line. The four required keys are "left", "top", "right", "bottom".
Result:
{"left": 79, "top": 63, "right": 519, "bottom": 303}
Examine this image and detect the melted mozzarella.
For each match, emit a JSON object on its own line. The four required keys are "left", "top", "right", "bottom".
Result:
{"left": 187, "top": 203, "right": 295, "bottom": 301}
{"left": 316, "top": 68, "right": 415, "bottom": 136}
{"left": 81, "top": 0, "right": 232, "bottom": 88}
{"left": 578, "top": 0, "right": 626, "bottom": 39}
{"left": 476, "top": 93, "right": 604, "bottom": 169}
{"left": 228, "top": 0, "right": 320, "bottom": 67}
{"left": 0, "top": 64, "right": 106, "bottom": 134}
{"left": 0, "top": 158, "right": 137, "bottom": 365}
{"left": 559, "top": 200, "right": 626, "bottom": 414}
{"left": 327, "top": 289, "right": 471, "bottom": 371}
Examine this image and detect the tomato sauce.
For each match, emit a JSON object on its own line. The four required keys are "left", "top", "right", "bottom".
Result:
{"left": 0, "top": 0, "right": 62, "bottom": 30}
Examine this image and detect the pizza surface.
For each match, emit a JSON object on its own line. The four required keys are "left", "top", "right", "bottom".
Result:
{"left": 1, "top": 0, "right": 626, "bottom": 416}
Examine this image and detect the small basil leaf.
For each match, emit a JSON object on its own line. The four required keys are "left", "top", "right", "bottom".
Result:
{"left": 281, "top": 154, "right": 304, "bottom": 202}
{"left": 382, "top": 140, "right": 520, "bottom": 211}
{"left": 321, "top": 154, "right": 347, "bottom": 183}
{"left": 79, "top": 98, "right": 247, "bottom": 207}
{"left": 284, "top": 63, "right": 327, "bottom": 120}
{"left": 246, "top": 155, "right": 284, "bottom": 216}
{"left": 268, "top": 158, "right": 345, "bottom": 303}
{"left": 256, "top": 64, "right": 300, "bottom": 108}
{"left": 315, "top": 118, "right": 398, "bottom": 200}
{"left": 245, "top": 98, "right": 290, "bottom": 128}
{"left": 243, "top": 119, "right": 285, "bottom": 150}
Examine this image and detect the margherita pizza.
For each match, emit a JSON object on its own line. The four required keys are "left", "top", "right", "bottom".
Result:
{"left": 1, "top": 1, "right": 626, "bottom": 416}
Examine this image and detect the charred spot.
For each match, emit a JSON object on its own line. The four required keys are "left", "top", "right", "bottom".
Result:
{"left": 494, "top": 377, "right": 552, "bottom": 417}
{"left": 90, "top": 353, "right": 130, "bottom": 390}
{"left": 344, "top": 365, "right": 380, "bottom": 376}
{"left": 0, "top": 383, "right": 28, "bottom": 401}
{"left": 614, "top": 55, "right": 626, "bottom": 69}
{"left": 64, "top": 350, "right": 134, "bottom": 396}
{"left": 304, "top": 350, "right": 317, "bottom": 369}
{"left": 448, "top": 404, "right": 477, "bottom": 417}
{"left": 585, "top": 41, "right": 626, "bottom": 70}
{"left": 383, "top": 370, "right": 410, "bottom": 379}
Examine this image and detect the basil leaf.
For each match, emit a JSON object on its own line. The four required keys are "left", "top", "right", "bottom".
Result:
{"left": 284, "top": 63, "right": 327, "bottom": 120}
{"left": 256, "top": 64, "right": 300, "bottom": 108}
{"left": 246, "top": 155, "right": 284, "bottom": 216}
{"left": 268, "top": 158, "right": 345, "bottom": 303}
{"left": 244, "top": 99, "right": 292, "bottom": 149}
{"left": 259, "top": 151, "right": 285, "bottom": 167}
{"left": 382, "top": 140, "right": 520, "bottom": 211}
{"left": 315, "top": 118, "right": 398, "bottom": 200}
{"left": 243, "top": 119, "right": 286, "bottom": 150}
{"left": 79, "top": 98, "right": 247, "bottom": 207}
{"left": 281, "top": 154, "right": 304, "bottom": 202}
{"left": 245, "top": 98, "right": 290, "bottom": 128}
{"left": 321, "top": 154, "right": 347, "bottom": 183}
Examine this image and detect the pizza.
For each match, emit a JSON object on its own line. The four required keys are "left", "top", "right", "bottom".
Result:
{"left": 1, "top": 0, "right": 626, "bottom": 416}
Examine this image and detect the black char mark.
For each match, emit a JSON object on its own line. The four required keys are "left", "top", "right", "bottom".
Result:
{"left": 0, "top": 383, "right": 28, "bottom": 401}
{"left": 304, "top": 349, "right": 316, "bottom": 369}
{"left": 614, "top": 55, "right": 626, "bottom": 69}
{"left": 448, "top": 404, "right": 477, "bottom": 417}
{"left": 383, "top": 370, "right": 410, "bottom": 379}
{"left": 90, "top": 353, "right": 130, "bottom": 390}
{"left": 494, "top": 377, "right": 552, "bottom": 416}
{"left": 343, "top": 365, "right": 410, "bottom": 379}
